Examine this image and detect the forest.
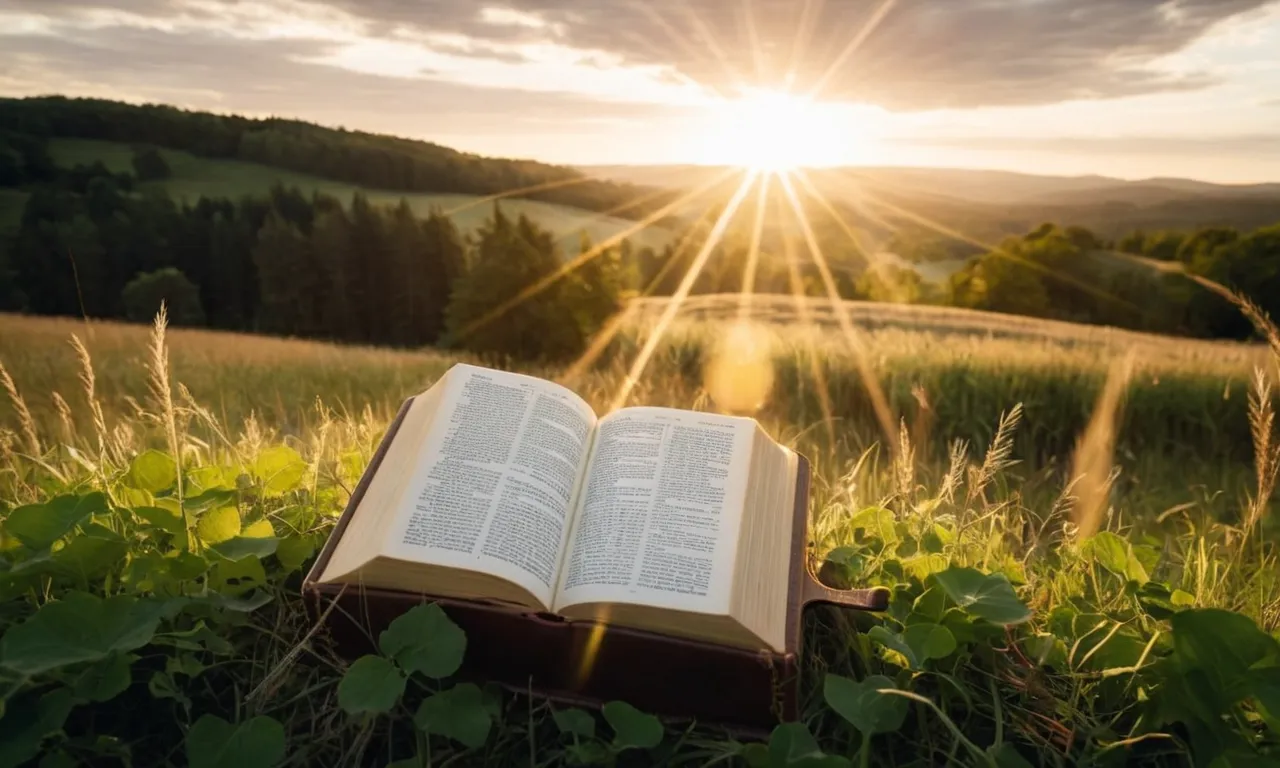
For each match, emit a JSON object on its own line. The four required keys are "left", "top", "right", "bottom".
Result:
{"left": 0, "top": 96, "right": 676, "bottom": 219}
{"left": 2, "top": 118, "right": 1279, "bottom": 359}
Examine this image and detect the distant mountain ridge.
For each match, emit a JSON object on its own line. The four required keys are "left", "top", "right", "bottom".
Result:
{"left": 578, "top": 164, "right": 1280, "bottom": 238}
{"left": 578, "top": 164, "right": 1280, "bottom": 206}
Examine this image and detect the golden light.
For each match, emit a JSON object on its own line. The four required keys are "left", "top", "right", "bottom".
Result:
{"left": 704, "top": 321, "right": 775, "bottom": 413}
{"left": 694, "top": 89, "right": 878, "bottom": 171}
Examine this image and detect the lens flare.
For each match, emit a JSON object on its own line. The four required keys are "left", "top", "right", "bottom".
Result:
{"left": 704, "top": 320, "right": 775, "bottom": 413}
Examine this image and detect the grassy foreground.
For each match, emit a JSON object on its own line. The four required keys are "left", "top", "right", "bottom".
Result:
{"left": 0, "top": 305, "right": 1278, "bottom": 766}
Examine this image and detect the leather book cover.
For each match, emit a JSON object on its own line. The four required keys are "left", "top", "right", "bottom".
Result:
{"left": 303, "top": 396, "right": 888, "bottom": 734}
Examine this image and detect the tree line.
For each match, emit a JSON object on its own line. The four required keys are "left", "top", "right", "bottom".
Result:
{"left": 0, "top": 141, "right": 640, "bottom": 360}
{"left": 3, "top": 126, "right": 1277, "bottom": 351}
{"left": 0, "top": 96, "right": 677, "bottom": 220}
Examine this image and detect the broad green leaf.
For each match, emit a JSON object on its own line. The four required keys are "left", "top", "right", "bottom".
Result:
{"left": 243, "top": 518, "right": 274, "bottom": 538}
{"left": 0, "top": 688, "right": 74, "bottom": 768}
{"left": 198, "top": 506, "right": 241, "bottom": 545}
{"left": 902, "top": 553, "right": 949, "bottom": 581}
{"left": 1083, "top": 532, "right": 1128, "bottom": 574}
{"left": 1170, "top": 609, "right": 1279, "bottom": 688}
{"left": 275, "top": 535, "right": 315, "bottom": 572}
{"left": 186, "top": 715, "right": 286, "bottom": 768}
{"left": 379, "top": 603, "right": 466, "bottom": 679}
{"left": 903, "top": 623, "right": 958, "bottom": 662}
{"left": 766, "top": 722, "right": 851, "bottom": 767}
{"left": 253, "top": 445, "right": 307, "bottom": 496}
{"left": 114, "top": 487, "right": 153, "bottom": 509}
{"left": 1083, "top": 532, "right": 1148, "bottom": 584}
{"left": 5, "top": 493, "right": 107, "bottom": 548}
{"left": 187, "top": 465, "right": 238, "bottom": 493}
{"left": 414, "top": 683, "right": 492, "bottom": 748}
{"left": 209, "top": 555, "right": 266, "bottom": 596}
{"left": 52, "top": 525, "right": 128, "bottom": 577}
{"left": 0, "top": 593, "right": 168, "bottom": 675}
{"left": 553, "top": 708, "right": 596, "bottom": 739}
{"left": 933, "top": 567, "right": 1032, "bottom": 626}
{"left": 197, "top": 589, "right": 273, "bottom": 612}
{"left": 1171, "top": 589, "right": 1196, "bottom": 607}
{"left": 911, "top": 586, "right": 947, "bottom": 623}
{"left": 127, "top": 450, "right": 177, "bottom": 493}
{"left": 337, "top": 655, "right": 405, "bottom": 715}
{"left": 823, "top": 674, "right": 908, "bottom": 735}
{"left": 167, "top": 551, "right": 209, "bottom": 581}
{"left": 134, "top": 505, "right": 185, "bottom": 534}
{"left": 602, "top": 701, "right": 663, "bottom": 750}
{"left": 850, "top": 507, "right": 898, "bottom": 545}
{"left": 868, "top": 626, "right": 918, "bottom": 668}
{"left": 184, "top": 488, "right": 236, "bottom": 513}
{"left": 210, "top": 536, "right": 279, "bottom": 561}
{"left": 71, "top": 652, "right": 134, "bottom": 702}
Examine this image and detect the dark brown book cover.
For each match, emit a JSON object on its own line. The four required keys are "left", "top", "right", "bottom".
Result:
{"left": 303, "top": 396, "right": 888, "bottom": 734}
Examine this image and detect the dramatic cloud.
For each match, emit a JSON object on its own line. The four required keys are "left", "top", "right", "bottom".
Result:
{"left": 317, "top": 0, "right": 1279, "bottom": 108}
{"left": 5, "top": 0, "right": 1278, "bottom": 112}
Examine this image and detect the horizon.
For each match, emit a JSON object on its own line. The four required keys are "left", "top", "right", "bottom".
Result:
{"left": 4, "top": 1, "right": 1280, "bottom": 183}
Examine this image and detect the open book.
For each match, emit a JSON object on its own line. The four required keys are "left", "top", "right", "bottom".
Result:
{"left": 318, "top": 363, "right": 800, "bottom": 652}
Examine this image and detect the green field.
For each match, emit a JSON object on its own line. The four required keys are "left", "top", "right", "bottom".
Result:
{"left": 43, "top": 139, "right": 676, "bottom": 253}
{"left": 1, "top": 301, "right": 1278, "bottom": 766}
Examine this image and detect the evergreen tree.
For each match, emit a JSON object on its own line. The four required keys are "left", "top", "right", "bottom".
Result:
{"left": 444, "top": 209, "right": 581, "bottom": 361}
{"left": 252, "top": 213, "right": 319, "bottom": 335}
{"left": 122, "top": 267, "right": 204, "bottom": 325}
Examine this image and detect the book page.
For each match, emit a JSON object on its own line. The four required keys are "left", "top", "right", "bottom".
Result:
{"left": 383, "top": 364, "right": 597, "bottom": 608}
{"left": 553, "top": 407, "right": 754, "bottom": 614}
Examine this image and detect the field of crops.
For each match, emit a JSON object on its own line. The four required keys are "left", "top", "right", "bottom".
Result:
{"left": 0, "top": 301, "right": 1278, "bottom": 766}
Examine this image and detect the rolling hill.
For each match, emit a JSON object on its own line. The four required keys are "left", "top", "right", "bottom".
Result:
{"left": 13, "top": 138, "right": 677, "bottom": 253}
{"left": 580, "top": 164, "right": 1280, "bottom": 239}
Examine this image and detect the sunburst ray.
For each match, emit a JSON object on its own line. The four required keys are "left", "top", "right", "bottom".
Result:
{"left": 737, "top": 171, "right": 773, "bottom": 321}
{"left": 455, "top": 168, "right": 737, "bottom": 342}
{"left": 782, "top": 220, "right": 838, "bottom": 451}
{"left": 442, "top": 175, "right": 608, "bottom": 216}
{"left": 609, "top": 171, "right": 760, "bottom": 411}
{"left": 779, "top": 171, "right": 897, "bottom": 447}
{"left": 560, "top": 204, "right": 726, "bottom": 386}
{"left": 824, "top": 169, "right": 1143, "bottom": 316}
{"left": 805, "top": 0, "right": 898, "bottom": 98}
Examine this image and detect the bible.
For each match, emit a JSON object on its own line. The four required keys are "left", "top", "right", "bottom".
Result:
{"left": 315, "top": 363, "right": 801, "bottom": 652}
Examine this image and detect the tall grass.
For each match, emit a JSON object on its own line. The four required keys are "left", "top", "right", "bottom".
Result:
{"left": 0, "top": 298, "right": 1278, "bottom": 765}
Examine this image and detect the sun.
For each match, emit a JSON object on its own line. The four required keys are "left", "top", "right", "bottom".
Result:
{"left": 697, "top": 88, "right": 869, "bottom": 171}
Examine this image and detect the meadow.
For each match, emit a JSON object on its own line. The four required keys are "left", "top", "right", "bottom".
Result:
{"left": 0, "top": 298, "right": 1277, "bottom": 766}
{"left": 0, "top": 139, "right": 676, "bottom": 253}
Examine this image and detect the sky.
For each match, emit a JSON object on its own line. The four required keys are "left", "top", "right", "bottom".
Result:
{"left": 3, "top": 0, "right": 1280, "bottom": 183}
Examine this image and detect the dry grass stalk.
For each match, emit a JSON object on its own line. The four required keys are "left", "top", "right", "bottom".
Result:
{"left": 1188, "top": 274, "right": 1280, "bottom": 362}
{"left": 939, "top": 438, "right": 969, "bottom": 502}
{"left": 967, "top": 403, "right": 1022, "bottom": 504}
{"left": 1070, "top": 353, "right": 1136, "bottom": 539}
{"left": 147, "top": 304, "right": 184, "bottom": 506}
{"left": 69, "top": 334, "right": 108, "bottom": 453}
{"left": 1245, "top": 368, "right": 1279, "bottom": 535}
{"left": 894, "top": 418, "right": 915, "bottom": 500}
{"left": 0, "top": 359, "right": 39, "bottom": 455}
{"left": 52, "top": 392, "right": 75, "bottom": 445}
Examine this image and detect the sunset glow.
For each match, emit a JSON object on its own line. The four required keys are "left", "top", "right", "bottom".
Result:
{"left": 694, "top": 90, "right": 879, "bottom": 171}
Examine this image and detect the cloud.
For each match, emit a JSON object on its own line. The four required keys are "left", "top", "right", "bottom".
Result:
{"left": 319, "top": 0, "right": 1277, "bottom": 109}
{"left": 2, "top": 0, "right": 1276, "bottom": 125}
